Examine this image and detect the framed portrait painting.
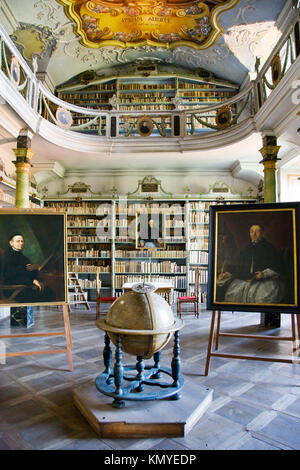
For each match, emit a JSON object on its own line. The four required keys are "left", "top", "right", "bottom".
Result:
{"left": 136, "top": 212, "right": 166, "bottom": 250}
{"left": 0, "top": 209, "right": 67, "bottom": 307}
{"left": 207, "top": 202, "right": 300, "bottom": 313}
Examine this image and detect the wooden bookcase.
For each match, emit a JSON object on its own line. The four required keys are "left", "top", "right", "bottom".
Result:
{"left": 44, "top": 185, "right": 256, "bottom": 306}
{"left": 55, "top": 66, "right": 238, "bottom": 134}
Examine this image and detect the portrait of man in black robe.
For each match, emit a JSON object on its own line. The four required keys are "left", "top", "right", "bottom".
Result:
{"left": 0, "top": 213, "right": 66, "bottom": 305}
{"left": 1, "top": 234, "right": 55, "bottom": 303}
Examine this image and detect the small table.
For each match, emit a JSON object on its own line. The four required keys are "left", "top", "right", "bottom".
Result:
{"left": 122, "top": 282, "right": 173, "bottom": 305}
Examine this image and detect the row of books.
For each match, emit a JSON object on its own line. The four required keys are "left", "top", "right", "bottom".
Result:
{"left": 178, "top": 91, "right": 232, "bottom": 98}
{"left": 190, "top": 241, "right": 209, "bottom": 250}
{"left": 189, "top": 228, "right": 209, "bottom": 237}
{"left": 189, "top": 267, "right": 208, "bottom": 284}
{"left": 114, "top": 261, "right": 186, "bottom": 273}
{"left": 178, "top": 82, "right": 231, "bottom": 90}
{"left": 68, "top": 233, "right": 111, "bottom": 242}
{"left": 119, "top": 83, "right": 173, "bottom": 90}
{"left": 77, "top": 278, "right": 98, "bottom": 289}
{"left": 119, "top": 92, "right": 167, "bottom": 99}
{"left": 68, "top": 218, "right": 108, "bottom": 227}
{"left": 69, "top": 262, "right": 110, "bottom": 272}
{"left": 114, "top": 275, "right": 187, "bottom": 289}
{"left": 68, "top": 250, "right": 111, "bottom": 258}
{"left": 117, "top": 203, "right": 185, "bottom": 212}
{"left": 189, "top": 201, "right": 214, "bottom": 210}
{"left": 190, "top": 251, "right": 209, "bottom": 264}
{"left": 47, "top": 202, "right": 111, "bottom": 214}
{"left": 119, "top": 105, "right": 174, "bottom": 111}
{"left": 189, "top": 213, "right": 209, "bottom": 223}
{"left": 114, "top": 250, "right": 186, "bottom": 258}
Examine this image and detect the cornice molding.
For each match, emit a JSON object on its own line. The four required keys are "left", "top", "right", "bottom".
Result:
{"left": 31, "top": 161, "right": 66, "bottom": 179}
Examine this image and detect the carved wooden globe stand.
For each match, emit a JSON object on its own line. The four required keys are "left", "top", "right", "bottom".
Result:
{"left": 96, "top": 283, "right": 184, "bottom": 408}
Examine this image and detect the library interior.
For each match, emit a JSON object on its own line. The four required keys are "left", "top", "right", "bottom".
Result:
{"left": 0, "top": 0, "right": 300, "bottom": 452}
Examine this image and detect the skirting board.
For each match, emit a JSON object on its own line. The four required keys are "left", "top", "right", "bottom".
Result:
{"left": 73, "top": 378, "right": 213, "bottom": 438}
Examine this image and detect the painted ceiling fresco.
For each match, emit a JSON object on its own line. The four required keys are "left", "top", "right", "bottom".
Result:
{"left": 1, "top": 0, "right": 289, "bottom": 86}
{"left": 57, "top": 0, "right": 240, "bottom": 50}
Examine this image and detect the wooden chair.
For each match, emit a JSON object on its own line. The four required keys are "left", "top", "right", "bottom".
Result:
{"left": 177, "top": 268, "right": 200, "bottom": 318}
{"left": 95, "top": 268, "right": 116, "bottom": 319}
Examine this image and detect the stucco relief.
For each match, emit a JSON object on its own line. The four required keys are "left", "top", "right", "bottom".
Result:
{"left": 223, "top": 22, "right": 281, "bottom": 72}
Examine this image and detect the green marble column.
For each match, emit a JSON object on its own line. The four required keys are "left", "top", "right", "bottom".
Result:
{"left": 259, "top": 135, "right": 281, "bottom": 203}
{"left": 12, "top": 148, "right": 34, "bottom": 209}
{"left": 11, "top": 133, "right": 34, "bottom": 327}
{"left": 259, "top": 135, "right": 281, "bottom": 328}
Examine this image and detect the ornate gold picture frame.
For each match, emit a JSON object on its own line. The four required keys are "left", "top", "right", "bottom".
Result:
{"left": 207, "top": 202, "right": 300, "bottom": 313}
{"left": 0, "top": 209, "right": 68, "bottom": 306}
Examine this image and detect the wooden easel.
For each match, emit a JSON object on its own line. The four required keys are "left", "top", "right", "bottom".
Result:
{"left": 204, "top": 311, "right": 300, "bottom": 375}
{"left": 0, "top": 304, "right": 73, "bottom": 371}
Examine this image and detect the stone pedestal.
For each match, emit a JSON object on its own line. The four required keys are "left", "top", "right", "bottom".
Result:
{"left": 10, "top": 306, "right": 34, "bottom": 328}
{"left": 73, "top": 378, "right": 213, "bottom": 438}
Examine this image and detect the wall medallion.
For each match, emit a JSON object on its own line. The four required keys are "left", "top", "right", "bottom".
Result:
{"left": 56, "top": 107, "right": 73, "bottom": 128}
{"left": 215, "top": 106, "right": 232, "bottom": 129}
{"left": 270, "top": 54, "right": 282, "bottom": 86}
{"left": 136, "top": 115, "right": 153, "bottom": 137}
{"left": 10, "top": 56, "right": 20, "bottom": 86}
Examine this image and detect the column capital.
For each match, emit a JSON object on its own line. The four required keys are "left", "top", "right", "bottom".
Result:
{"left": 259, "top": 145, "right": 281, "bottom": 163}
{"left": 12, "top": 148, "right": 34, "bottom": 164}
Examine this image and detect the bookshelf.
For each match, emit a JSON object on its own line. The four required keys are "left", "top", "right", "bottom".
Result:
{"left": 44, "top": 189, "right": 256, "bottom": 306}
{"left": 56, "top": 67, "right": 238, "bottom": 134}
{"left": 44, "top": 200, "right": 113, "bottom": 300}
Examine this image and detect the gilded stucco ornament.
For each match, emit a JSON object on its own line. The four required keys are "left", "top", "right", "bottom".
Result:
{"left": 57, "top": 0, "right": 240, "bottom": 50}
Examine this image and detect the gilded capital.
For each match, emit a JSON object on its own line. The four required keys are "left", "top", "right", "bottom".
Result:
{"left": 12, "top": 148, "right": 34, "bottom": 162}
{"left": 259, "top": 145, "right": 281, "bottom": 162}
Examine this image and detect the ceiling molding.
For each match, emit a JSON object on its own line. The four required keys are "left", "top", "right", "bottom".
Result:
{"left": 63, "top": 168, "right": 232, "bottom": 178}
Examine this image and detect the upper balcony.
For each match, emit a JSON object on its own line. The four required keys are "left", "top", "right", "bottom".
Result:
{"left": 0, "top": 5, "right": 300, "bottom": 157}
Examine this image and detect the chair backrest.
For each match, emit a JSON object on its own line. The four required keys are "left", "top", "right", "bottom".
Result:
{"left": 194, "top": 268, "right": 200, "bottom": 301}
{"left": 96, "top": 267, "right": 101, "bottom": 297}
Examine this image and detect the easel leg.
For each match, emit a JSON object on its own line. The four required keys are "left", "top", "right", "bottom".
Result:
{"left": 204, "top": 310, "right": 217, "bottom": 376}
{"left": 215, "top": 311, "right": 221, "bottom": 351}
{"left": 63, "top": 304, "right": 73, "bottom": 371}
{"left": 65, "top": 304, "right": 72, "bottom": 348}
{"left": 296, "top": 314, "right": 300, "bottom": 351}
{"left": 291, "top": 315, "right": 296, "bottom": 351}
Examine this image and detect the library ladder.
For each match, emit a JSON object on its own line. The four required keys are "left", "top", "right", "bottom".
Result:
{"left": 68, "top": 272, "right": 90, "bottom": 311}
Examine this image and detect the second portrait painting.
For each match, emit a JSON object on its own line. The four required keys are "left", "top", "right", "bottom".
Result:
{"left": 207, "top": 202, "right": 300, "bottom": 313}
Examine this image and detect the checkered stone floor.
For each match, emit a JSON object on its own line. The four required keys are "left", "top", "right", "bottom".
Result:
{"left": 0, "top": 305, "right": 299, "bottom": 450}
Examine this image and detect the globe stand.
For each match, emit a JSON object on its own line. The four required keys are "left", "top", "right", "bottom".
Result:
{"left": 95, "top": 332, "right": 184, "bottom": 408}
